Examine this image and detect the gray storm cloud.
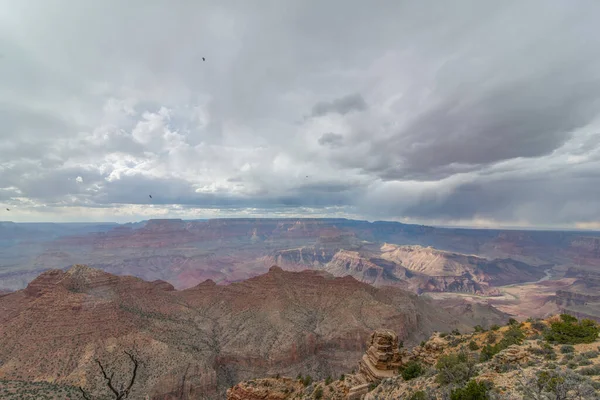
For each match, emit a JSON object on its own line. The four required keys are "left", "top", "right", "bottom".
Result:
{"left": 1, "top": 0, "right": 600, "bottom": 227}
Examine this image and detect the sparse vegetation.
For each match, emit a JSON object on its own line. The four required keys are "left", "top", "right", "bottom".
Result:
{"left": 468, "top": 340, "right": 479, "bottom": 351}
{"left": 519, "top": 368, "right": 597, "bottom": 399}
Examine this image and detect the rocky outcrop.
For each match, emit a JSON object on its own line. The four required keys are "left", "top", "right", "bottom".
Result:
{"left": 268, "top": 246, "right": 336, "bottom": 269}
{"left": 358, "top": 330, "right": 403, "bottom": 382}
{"left": 323, "top": 250, "right": 404, "bottom": 287}
{"left": 409, "top": 335, "right": 446, "bottom": 366}
{"left": 381, "top": 244, "right": 544, "bottom": 294}
{"left": 491, "top": 345, "right": 530, "bottom": 371}
{"left": 555, "top": 290, "right": 600, "bottom": 306}
{"left": 226, "top": 378, "right": 303, "bottom": 400}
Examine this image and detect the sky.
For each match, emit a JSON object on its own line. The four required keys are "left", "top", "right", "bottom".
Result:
{"left": 1, "top": 1, "right": 600, "bottom": 228}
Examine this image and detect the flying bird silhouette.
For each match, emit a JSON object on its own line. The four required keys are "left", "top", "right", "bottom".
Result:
{"left": 202, "top": 57, "right": 205, "bottom": 61}
{"left": 149, "top": 195, "right": 153, "bottom": 199}
{"left": 6, "top": 208, "right": 9, "bottom": 211}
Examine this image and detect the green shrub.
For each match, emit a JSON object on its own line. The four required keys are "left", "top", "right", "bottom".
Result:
{"left": 486, "top": 333, "right": 497, "bottom": 344}
{"left": 450, "top": 380, "right": 491, "bottom": 400}
{"left": 325, "top": 376, "right": 332, "bottom": 385}
{"left": 508, "top": 318, "right": 518, "bottom": 326}
{"left": 531, "top": 320, "right": 547, "bottom": 332}
{"left": 409, "top": 391, "right": 427, "bottom": 400}
{"left": 545, "top": 315, "right": 600, "bottom": 344}
{"left": 436, "top": 351, "right": 478, "bottom": 385}
{"left": 401, "top": 361, "right": 424, "bottom": 381}
{"left": 560, "top": 345, "right": 574, "bottom": 354}
{"left": 583, "top": 350, "right": 599, "bottom": 359}
{"left": 440, "top": 332, "right": 448, "bottom": 338}
{"left": 339, "top": 374, "right": 345, "bottom": 381}
{"left": 302, "top": 375, "right": 312, "bottom": 386}
{"left": 579, "top": 365, "right": 600, "bottom": 376}
{"left": 474, "top": 325, "right": 485, "bottom": 333}
{"left": 490, "top": 324, "right": 500, "bottom": 331}
{"left": 452, "top": 329, "right": 461, "bottom": 335}
{"left": 468, "top": 341, "right": 480, "bottom": 351}
{"left": 314, "top": 386, "right": 323, "bottom": 399}
{"left": 532, "top": 342, "right": 556, "bottom": 360}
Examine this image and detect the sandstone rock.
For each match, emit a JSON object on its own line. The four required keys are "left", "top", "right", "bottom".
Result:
{"left": 348, "top": 383, "right": 370, "bottom": 400}
{"left": 358, "top": 329, "right": 402, "bottom": 382}
{"left": 410, "top": 335, "right": 446, "bottom": 366}
{"left": 491, "top": 344, "right": 530, "bottom": 371}
{"left": 226, "top": 377, "right": 302, "bottom": 400}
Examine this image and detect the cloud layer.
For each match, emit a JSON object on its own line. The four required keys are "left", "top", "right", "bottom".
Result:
{"left": 1, "top": 0, "right": 600, "bottom": 227}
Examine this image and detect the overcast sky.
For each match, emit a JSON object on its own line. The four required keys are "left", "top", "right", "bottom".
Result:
{"left": 1, "top": 1, "right": 600, "bottom": 228}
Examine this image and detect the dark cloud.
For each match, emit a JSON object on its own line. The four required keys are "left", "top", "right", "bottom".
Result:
{"left": 374, "top": 77, "right": 600, "bottom": 180}
{"left": 311, "top": 94, "right": 367, "bottom": 117}
{"left": 318, "top": 133, "right": 344, "bottom": 147}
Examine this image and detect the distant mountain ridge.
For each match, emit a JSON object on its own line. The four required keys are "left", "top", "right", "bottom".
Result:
{"left": 1, "top": 218, "right": 599, "bottom": 293}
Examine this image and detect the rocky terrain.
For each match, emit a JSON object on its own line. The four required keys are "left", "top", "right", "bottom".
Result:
{"left": 228, "top": 315, "right": 600, "bottom": 399}
{"left": 0, "top": 265, "right": 494, "bottom": 399}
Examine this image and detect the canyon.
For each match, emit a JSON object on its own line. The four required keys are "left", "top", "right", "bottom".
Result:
{"left": 2, "top": 218, "right": 600, "bottom": 398}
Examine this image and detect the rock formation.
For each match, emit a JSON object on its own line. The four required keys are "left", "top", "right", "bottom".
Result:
{"left": 358, "top": 330, "right": 403, "bottom": 382}
{"left": 490, "top": 345, "right": 531, "bottom": 371}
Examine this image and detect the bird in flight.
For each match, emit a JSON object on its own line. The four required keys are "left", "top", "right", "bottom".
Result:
{"left": 149, "top": 195, "right": 153, "bottom": 199}
{"left": 202, "top": 57, "right": 206, "bottom": 61}
{"left": 6, "top": 208, "right": 9, "bottom": 211}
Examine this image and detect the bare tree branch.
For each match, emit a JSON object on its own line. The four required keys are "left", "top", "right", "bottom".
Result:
{"left": 82, "top": 351, "right": 140, "bottom": 400}
{"left": 79, "top": 386, "right": 92, "bottom": 400}
{"left": 123, "top": 351, "right": 139, "bottom": 398}
{"left": 96, "top": 358, "right": 120, "bottom": 397}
